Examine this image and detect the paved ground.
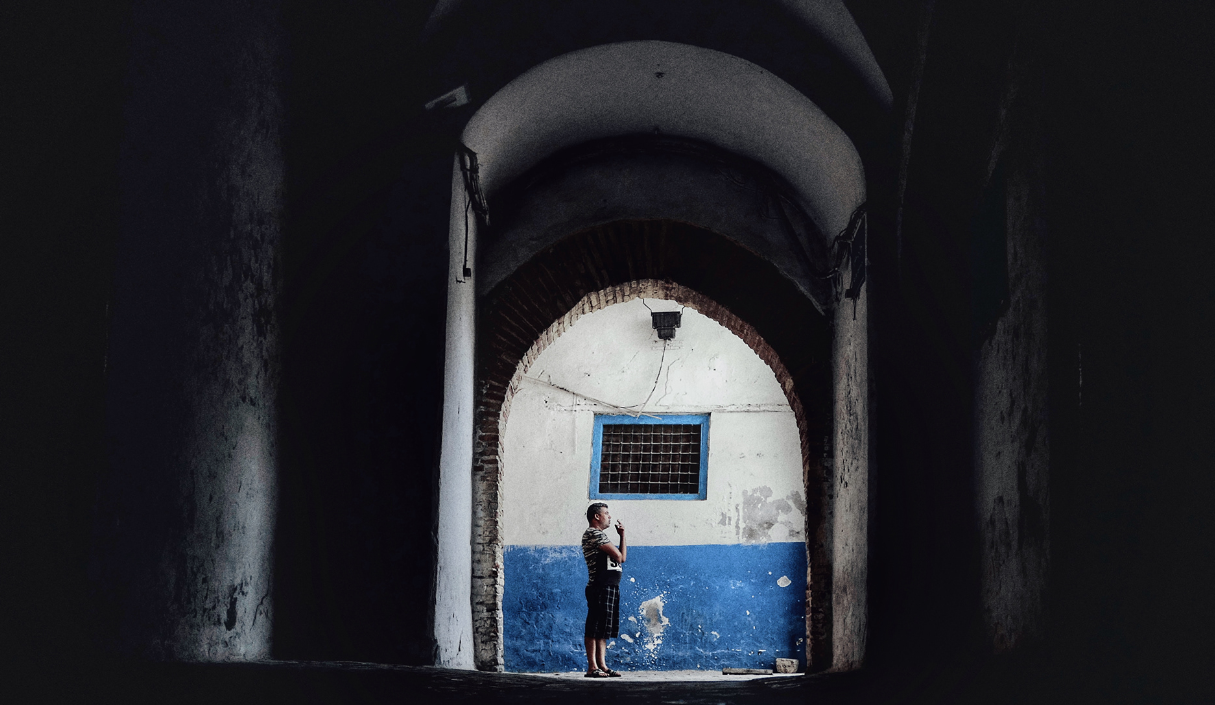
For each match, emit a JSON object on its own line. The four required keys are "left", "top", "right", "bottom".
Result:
{"left": 529, "top": 669, "right": 800, "bottom": 682}
{"left": 18, "top": 654, "right": 1056, "bottom": 705}
{"left": 34, "top": 659, "right": 840, "bottom": 705}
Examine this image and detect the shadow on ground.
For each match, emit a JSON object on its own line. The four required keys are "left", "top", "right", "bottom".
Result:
{"left": 22, "top": 655, "right": 1063, "bottom": 705}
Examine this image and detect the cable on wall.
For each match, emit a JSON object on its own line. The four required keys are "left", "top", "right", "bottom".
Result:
{"left": 813, "top": 203, "right": 868, "bottom": 306}
{"left": 456, "top": 143, "right": 490, "bottom": 282}
{"left": 520, "top": 375, "right": 662, "bottom": 420}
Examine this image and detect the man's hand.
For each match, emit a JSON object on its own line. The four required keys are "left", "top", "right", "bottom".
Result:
{"left": 615, "top": 520, "right": 625, "bottom": 536}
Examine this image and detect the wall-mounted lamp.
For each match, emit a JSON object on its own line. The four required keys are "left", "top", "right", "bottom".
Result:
{"left": 651, "top": 311, "right": 682, "bottom": 340}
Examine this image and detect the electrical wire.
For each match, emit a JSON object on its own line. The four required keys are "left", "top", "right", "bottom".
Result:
{"left": 458, "top": 189, "right": 471, "bottom": 282}
{"left": 537, "top": 297, "right": 679, "bottom": 416}
{"left": 520, "top": 374, "right": 662, "bottom": 420}
{"left": 617, "top": 338, "right": 668, "bottom": 415}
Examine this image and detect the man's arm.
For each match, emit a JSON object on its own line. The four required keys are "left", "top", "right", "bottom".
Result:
{"left": 597, "top": 521, "right": 626, "bottom": 563}
{"left": 598, "top": 542, "right": 623, "bottom": 563}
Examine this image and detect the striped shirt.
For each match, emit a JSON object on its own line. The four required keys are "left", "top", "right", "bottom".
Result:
{"left": 581, "top": 527, "right": 622, "bottom": 585}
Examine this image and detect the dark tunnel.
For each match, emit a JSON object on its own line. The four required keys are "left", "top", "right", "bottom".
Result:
{"left": 4, "top": 1, "right": 1213, "bottom": 703}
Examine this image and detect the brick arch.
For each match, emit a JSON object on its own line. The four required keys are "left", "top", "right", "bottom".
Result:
{"left": 498, "top": 280, "right": 808, "bottom": 447}
{"left": 471, "top": 219, "right": 834, "bottom": 671}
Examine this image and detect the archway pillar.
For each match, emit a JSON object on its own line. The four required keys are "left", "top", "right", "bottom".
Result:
{"left": 829, "top": 263, "right": 871, "bottom": 669}
{"left": 433, "top": 158, "right": 477, "bottom": 668}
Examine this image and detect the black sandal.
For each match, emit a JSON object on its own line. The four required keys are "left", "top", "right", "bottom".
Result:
{"left": 603, "top": 669, "right": 622, "bottom": 677}
{"left": 584, "top": 669, "right": 609, "bottom": 678}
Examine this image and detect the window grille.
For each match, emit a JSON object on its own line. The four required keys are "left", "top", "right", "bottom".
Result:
{"left": 589, "top": 414, "right": 709, "bottom": 500}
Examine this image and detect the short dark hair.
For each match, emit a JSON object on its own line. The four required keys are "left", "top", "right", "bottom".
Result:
{"left": 587, "top": 502, "right": 608, "bottom": 524}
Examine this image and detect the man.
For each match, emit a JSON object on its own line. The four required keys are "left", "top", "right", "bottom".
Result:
{"left": 581, "top": 502, "right": 626, "bottom": 677}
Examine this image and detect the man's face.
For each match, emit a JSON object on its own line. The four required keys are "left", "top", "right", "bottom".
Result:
{"left": 594, "top": 509, "right": 611, "bottom": 529}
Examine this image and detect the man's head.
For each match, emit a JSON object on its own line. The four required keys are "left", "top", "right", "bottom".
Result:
{"left": 587, "top": 502, "right": 610, "bottom": 528}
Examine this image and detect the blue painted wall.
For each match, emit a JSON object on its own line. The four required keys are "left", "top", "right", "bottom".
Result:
{"left": 503, "top": 543, "right": 806, "bottom": 672}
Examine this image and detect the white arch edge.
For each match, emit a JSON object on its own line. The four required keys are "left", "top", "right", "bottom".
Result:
{"left": 462, "top": 40, "right": 866, "bottom": 246}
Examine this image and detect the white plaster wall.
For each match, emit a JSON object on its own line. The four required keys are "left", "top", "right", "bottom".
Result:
{"left": 502, "top": 298, "right": 805, "bottom": 547}
{"left": 435, "top": 159, "right": 477, "bottom": 668}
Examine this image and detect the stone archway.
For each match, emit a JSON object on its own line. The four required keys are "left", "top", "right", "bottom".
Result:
{"left": 433, "top": 39, "right": 874, "bottom": 672}
{"left": 469, "top": 220, "right": 835, "bottom": 670}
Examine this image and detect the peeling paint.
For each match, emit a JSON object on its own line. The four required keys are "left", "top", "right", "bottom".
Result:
{"left": 739, "top": 486, "right": 804, "bottom": 543}
{"left": 777, "top": 575, "right": 792, "bottom": 588}
{"left": 786, "top": 491, "right": 806, "bottom": 517}
{"left": 639, "top": 594, "right": 671, "bottom": 652}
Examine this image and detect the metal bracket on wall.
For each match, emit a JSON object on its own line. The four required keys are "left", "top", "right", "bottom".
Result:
{"left": 813, "top": 204, "right": 868, "bottom": 313}
{"left": 457, "top": 144, "right": 490, "bottom": 227}
{"left": 843, "top": 209, "right": 867, "bottom": 320}
{"left": 424, "top": 84, "right": 470, "bottom": 111}
{"left": 457, "top": 143, "right": 490, "bottom": 281}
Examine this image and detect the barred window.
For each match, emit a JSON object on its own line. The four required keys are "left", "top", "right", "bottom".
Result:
{"left": 589, "top": 414, "right": 709, "bottom": 500}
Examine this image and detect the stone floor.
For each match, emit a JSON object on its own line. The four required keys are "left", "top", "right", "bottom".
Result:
{"left": 19, "top": 654, "right": 1058, "bottom": 705}
{"left": 528, "top": 669, "right": 801, "bottom": 682}
{"left": 36, "top": 659, "right": 848, "bottom": 705}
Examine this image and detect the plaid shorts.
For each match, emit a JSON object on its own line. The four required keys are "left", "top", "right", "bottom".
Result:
{"left": 584, "top": 583, "right": 620, "bottom": 639}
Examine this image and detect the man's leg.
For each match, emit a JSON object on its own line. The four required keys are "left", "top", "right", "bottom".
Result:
{"left": 596, "top": 639, "right": 607, "bottom": 671}
{"left": 585, "top": 636, "right": 600, "bottom": 673}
